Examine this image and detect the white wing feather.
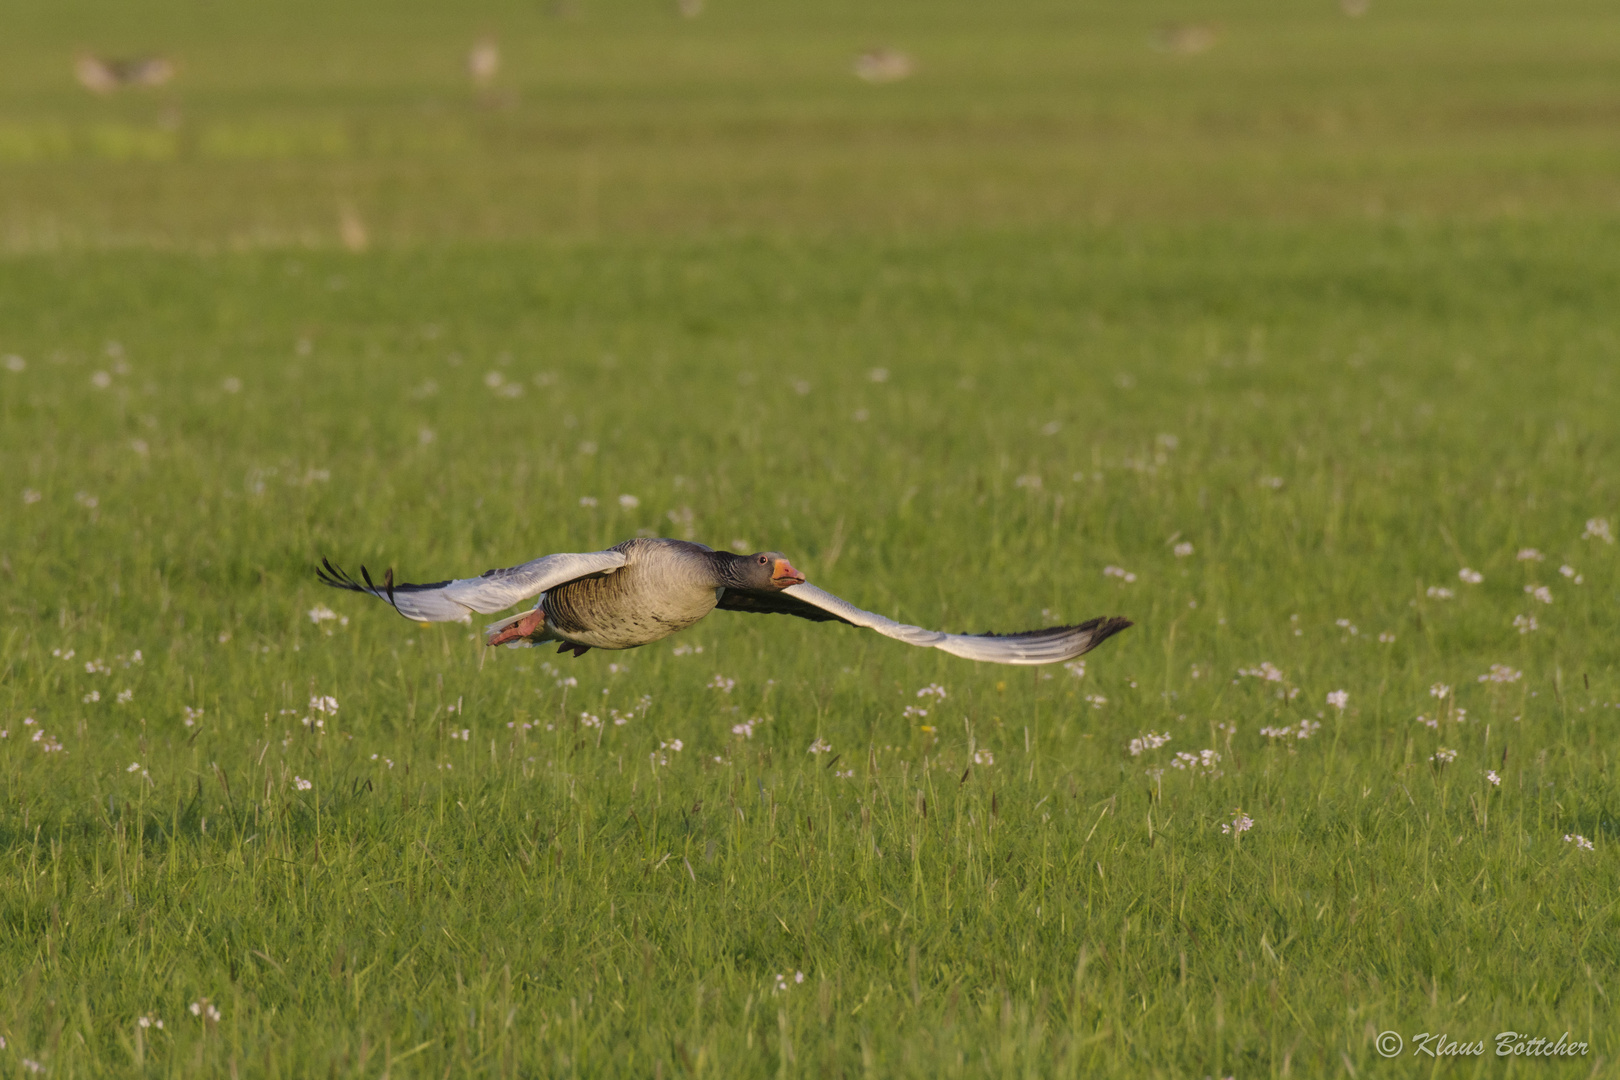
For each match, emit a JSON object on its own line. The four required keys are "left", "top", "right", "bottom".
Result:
{"left": 779, "top": 583, "right": 1126, "bottom": 665}
{"left": 321, "top": 550, "right": 627, "bottom": 622}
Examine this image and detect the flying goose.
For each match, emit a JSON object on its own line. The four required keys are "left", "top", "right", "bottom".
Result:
{"left": 317, "top": 537, "right": 1131, "bottom": 664}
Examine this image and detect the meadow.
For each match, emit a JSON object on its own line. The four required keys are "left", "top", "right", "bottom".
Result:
{"left": 2, "top": 1, "right": 1620, "bottom": 1076}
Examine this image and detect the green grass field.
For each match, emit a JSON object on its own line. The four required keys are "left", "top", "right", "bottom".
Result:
{"left": 3, "top": 1, "right": 1620, "bottom": 1076}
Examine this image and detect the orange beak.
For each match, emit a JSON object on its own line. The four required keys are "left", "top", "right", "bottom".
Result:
{"left": 771, "top": 559, "right": 806, "bottom": 586}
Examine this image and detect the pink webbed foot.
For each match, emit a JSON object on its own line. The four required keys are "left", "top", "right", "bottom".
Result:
{"left": 487, "top": 609, "right": 546, "bottom": 647}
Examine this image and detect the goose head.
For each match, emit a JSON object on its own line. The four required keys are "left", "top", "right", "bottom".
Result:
{"left": 729, "top": 551, "right": 806, "bottom": 590}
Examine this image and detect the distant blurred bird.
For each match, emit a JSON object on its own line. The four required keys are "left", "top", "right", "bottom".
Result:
{"left": 854, "top": 48, "right": 914, "bottom": 84}
{"left": 338, "top": 203, "right": 369, "bottom": 253}
{"left": 1152, "top": 23, "right": 1220, "bottom": 55}
{"left": 676, "top": 0, "right": 704, "bottom": 17}
{"left": 75, "top": 53, "right": 175, "bottom": 94}
{"left": 318, "top": 538, "right": 1132, "bottom": 664}
{"left": 1340, "top": 0, "right": 1370, "bottom": 16}
{"left": 467, "top": 38, "right": 499, "bottom": 87}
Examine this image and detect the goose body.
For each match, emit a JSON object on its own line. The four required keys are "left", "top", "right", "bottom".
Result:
{"left": 318, "top": 537, "right": 1131, "bottom": 665}
{"left": 538, "top": 538, "right": 725, "bottom": 650}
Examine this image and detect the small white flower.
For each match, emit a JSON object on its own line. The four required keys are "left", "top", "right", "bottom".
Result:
{"left": 731, "top": 720, "right": 756, "bottom": 738}
{"left": 707, "top": 674, "right": 736, "bottom": 693}
{"left": 555, "top": 675, "right": 578, "bottom": 688}
{"left": 972, "top": 748, "right": 994, "bottom": 766}
{"left": 1582, "top": 518, "right": 1614, "bottom": 544}
{"left": 618, "top": 493, "right": 639, "bottom": 509}
{"left": 1237, "top": 661, "right": 1285, "bottom": 682}
{"left": 660, "top": 738, "right": 684, "bottom": 752}
{"left": 1425, "top": 585, "right": 1454, "bottom": 600}
{"left": 1429, "top": 683, "right": 1451, "bottom": 700}
{"left": 3, "top": 354, "right": 24, "bottom": 371}
{"left": 1513, "top": 614, "right": 1539, "bottom": 634}
{"left": 1014, "top": 473, "right": 1042, "bottom": 489}
{"left": 92, "top": 370, "right": 113, "bottom": 388}
{"left": 1416, "top": 714, "right": 1438, "bottom": 730}
{"left": 1326, "top": 689, "right": 1349, "bottom": 710}
{"left": 127, "top": 762, "right": 143, "bottom": 772}
{"left": 1063, "top": 659, "right": 1087, "bottom": 679}
{"left": 1169, "top": 749, "right": 1221, "bottom": 775}
{"left": 916, "top": 683, "right": 947, "bottom": 699}
{"left": 22, "top": 488, "right": 42, "bottom": 504}
{"left": 1084, "top": 693, "right": 1107, "bottom": 709}
{"left": 1173, "top": 541, "right": 1194, "bottom": 558}
{"left": 807, "top": 737, "right": 832, "bottom": 755}
{"left": 1458, "top": 567, "right": 1484, "bottom": 584}
{"left": 1377, "top": 631, "right": 1396, "bottom": 643}
{"left": 1102, "top": 565, "right": 1137, "bottom": 583}
{"left": 221, "top": 377, "right": 242, "bottom": 394}
{"left": 82, "top": 690, "right": 101, "bottom": 703}
{"left": 1485, "top": 770, "right": 1501, "bottom": 786}
{"left": 1478, "top": 664, "right": 1522, "bottom": 684}
{"left": 1260, "top": 719, "right": 1320, "bottom": 740}
{"left": 418, "top": 427, "right": 436, "bottom": 445}
{"left": 183, "top": 706, "right": 203, "bottom": 726}
{"left": 1219, "top": 810, "right": 1254, "bottom": 835}
{"left": 1258, "top": 476, "right": 1284, "bottom": 489}
{"left": 1558, "top": 564, "right": 1583, "bottom": 583}
{"left": 1430, "top": 748, "right": 1457, "bottom": 764}
{"left": 116, "top": 688, "right": 133, "bottom": 704}
{"left": 901, "top": 705, "right": 928, "bottom": 719}
{"left": 869, "top": 367, "right": 889, "bottom": 382}
{"left": 1514, "top": 548, "right": 1543, "bottom": 562}
{"left": 1128, "top": 731, "right": 1171, "bottom": 756}
{"left": 309, "top": 694, "right": 339, "bottom": 714}
{"left": 1525, "top": 584, "right": 1553, "bottom": 604}
{"left": 293, "top": 776, "right": 312, "bottom": 791}
{"left": 1335, "top": 618, "right": 1358, "bottom": 635}
{"left": 307, "top": 605, "right": 339, "bottom": 624}
{"left": 1564, "top": 833, "right": 1594, "bottom": 851}
{"left": 75, "top": 491, "right": 98, "bottom": 509}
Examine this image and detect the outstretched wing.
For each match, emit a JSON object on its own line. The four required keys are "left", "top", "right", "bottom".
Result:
{"left": 318, "top": 550, "right": 627, "bottom": 622}
{"left": 717, "top": 582, "right": 1131, "bottom": 665}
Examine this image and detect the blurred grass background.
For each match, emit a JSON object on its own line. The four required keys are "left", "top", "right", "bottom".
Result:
{"left": 2, "top": 0, "right": 1618, "bottom": 247}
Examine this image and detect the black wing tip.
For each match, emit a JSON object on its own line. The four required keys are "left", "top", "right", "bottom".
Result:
{"left": 1081, "top": 615, "right": 1134, "bottom": 646}
{"left": 315, "top": 557, "right": 405, "bottom": 613}
{"left": 974, "top": 615, "right": 1133, "bottom": 642}
{"left": 316, "top": 557, "right": 365, "bottom": 593}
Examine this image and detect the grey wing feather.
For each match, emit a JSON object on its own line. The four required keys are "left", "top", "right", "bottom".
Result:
{"left": 771, "top": 583, "right": 1132, "bottom": 665}
{"left": 318, "top": 550, "right": 627, "bottom": 622}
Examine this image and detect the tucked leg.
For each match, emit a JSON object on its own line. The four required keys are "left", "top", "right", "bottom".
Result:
{"left": 487, "top": 608, "right": 546, "bottom": 647}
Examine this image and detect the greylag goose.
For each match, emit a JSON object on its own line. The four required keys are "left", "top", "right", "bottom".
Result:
{"left": 318, "top": 537, "right": 1131, "bottom": 664}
